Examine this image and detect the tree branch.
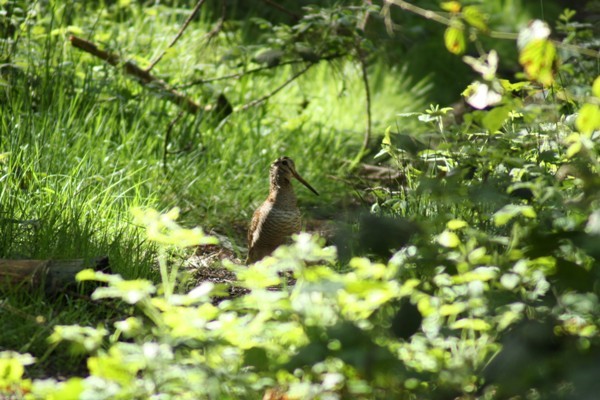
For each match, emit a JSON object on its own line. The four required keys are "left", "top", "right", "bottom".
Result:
{"left": 261, "top": 0, "right": 302, "bottom": 20}
{"left": 385, "top": 0, "right": 600, "bottom": 58}
{"left": 178, "top": 52, "right": 346, "bottom": 89}
{"left": 69, "top": 35, "right": 231, "bottom": 116}
{"left": 146, "top": 0, "right": 208, "bottom": 72}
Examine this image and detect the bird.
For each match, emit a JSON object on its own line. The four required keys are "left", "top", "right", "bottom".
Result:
{"left": 246, "top": 156, "right": 319, "bottom": 264}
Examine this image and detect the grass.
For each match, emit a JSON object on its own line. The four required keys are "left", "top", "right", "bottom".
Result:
{"left": 0, "top": 1, "right": 429, "bottom": 377}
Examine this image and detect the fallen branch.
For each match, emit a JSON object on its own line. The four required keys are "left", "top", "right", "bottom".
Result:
{"left": 0, "top": 257, "right": 109, "bottom": 294}
{"left": 69, "top": 35, "right": 231, "bottom": 116}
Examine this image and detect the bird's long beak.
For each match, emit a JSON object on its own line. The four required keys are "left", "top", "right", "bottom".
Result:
{"left": 292, "top": 170, "right": 319, "bottom": 195}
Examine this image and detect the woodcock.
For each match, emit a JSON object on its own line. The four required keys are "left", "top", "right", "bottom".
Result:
{"left": 246, "top": 156, "right": 319, "bottom": 264}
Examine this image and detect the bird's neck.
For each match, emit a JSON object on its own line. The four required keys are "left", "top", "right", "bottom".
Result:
{"left": 268, "top": 177, "right": 297, "bottom": 208}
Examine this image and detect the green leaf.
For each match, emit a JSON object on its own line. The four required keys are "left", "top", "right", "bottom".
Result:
{"left": 447, "top": 219, "right": 468, "bottom": 230}
{"left": 493, "top": 205, "right": 537, "bottom": 226}
{"left": 440, "top": 1, "right": 461, "bottom": 13}
{"left": 500, "top": 273, "right": 520, "bottom": 290}
{"left": 482, "top": 105, "right": 512, "bottom": 133}
{"left": 576, "top": 103, "right": 600, "bottom": 135}
{"left": 519, "top": 39, "right": 556, "bottom": 86}
{"left": 437, "top": 230, "right": 461, "bottom": 248}
{"left": 593, "top": 76, "right": 600, "bottom": 98}
{"left": 439, "top": 302, "right": 467, "bottom": 316}
{"left": 463, "top": 6, "right": 488, "bottom": 32}
{"left": 566, "top": 140, "right": 582, "bottom": 158}
{"left": 444, "top": 24, "right": 466, "bottom": 55}
{"left": 451, "top": 318, "right": 491, "bottom": 331}
{"left": 45, "top": 378, "right": 84, "bottom": 400}
{"left": 92, "top": 279, "right": 156, "bottom": 304}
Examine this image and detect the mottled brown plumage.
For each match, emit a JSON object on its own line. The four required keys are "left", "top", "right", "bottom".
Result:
{"left": 246, "top": 156, "right": 318, "bottom": 264}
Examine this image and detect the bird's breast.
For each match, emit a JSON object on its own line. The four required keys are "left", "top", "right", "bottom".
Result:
{"left": 251, "top": 204, "right": 301, "bottom": 246}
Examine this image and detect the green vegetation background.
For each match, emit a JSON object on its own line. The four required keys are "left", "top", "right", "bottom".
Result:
{"left": 1, "top": 0, "right": 599, "bottom": 399}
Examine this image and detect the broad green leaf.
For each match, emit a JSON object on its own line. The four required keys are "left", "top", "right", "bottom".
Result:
{"left": 444, "top": 24, "right": 466, "bottom": 55}
{"left": 437, "top": 230, "right": 460, "bottom": 248}
{"left": 439, "top": 302, "right": 467, "bottom": 316}
{"left": 493, "top": 205, "right": 537, "bottom": 226}
{"left": 500, "top": 273, "right": 520, "bottom": 290}
{"left": 447, "top": 219, "right": 468, "bottom": 230}
{"left": 519, "top": 39, "right": 556, "bottom": 86}
{"left": 76, "top": 269, "right": 122, "bottom": 284}
{"left": 87, "top": 353, "right": 137, "bottom": 386}
{"left": 500, "top": 79, "right": 530, "bottom": 92}
{"left": 49, "top": 326, "right": 108, "bottom": 353}
{"left": 576, "top": 103, "right": 600, "bottom": 135}
{"left": 382, "top": 126, "right": 392, "bottom": 147}
{"left": 453, "top": 266, "right": 499, "bottom": 283}
{"left": 441, "top": 1, "right": 461, "bottom": 13}
{"left": 566, "top": 140, "right": 582, "bottom": 158}
{"left": 463, "top": 6, "right": 488, "bottom": 32}
{"left": 467, "top": 247, "right": 487, "bottom": 264}
{"left": 31, "top": 25, "right": 46, "bottom": 36}
{"left": 451, "top": 318, "right": 491, "bottom": 331}
{"left": 92, "top": 279, "right": 156, "bottom": 304}
{"left": 482, "top": 105, "right": 511, "bottom": 133}
{"left": 593, "top": 75, "right": 600, "bottom": 98}
{"left": 43, "top": 378, "right": 84, "bottom": 400}
{"left": 0, "top": 357, "right": 24, "bottom": 381}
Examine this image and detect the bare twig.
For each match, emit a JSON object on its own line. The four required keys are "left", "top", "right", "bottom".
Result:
{"left": 204, "top": 0, "right": 226, "bottom": 45}
{"left": 358, "top": 0, "right": 373, "bottom": 30}
{"left": 237, "top": 62, "right": 315, "bottom": 111}
{"left": 385, "top": 0, "right": 600, "bottom": 58}
{"left": 146, "top": 0, "right": 208, "bottom": 72}
{"left": 359, "top": 57, "right": 372, "bottom": 153}
{"left": 179, "top": 59, "right": 304, "bottom": 88}
{"left": 69, "top": 35, "right": 234, "bottom": 117}
{"left": 385, "top": 0, "right": 452, "bottom": 25}
{"left": 163, "top": 111, "right": 185, "bottom": 172}
{"left": 261, "top": 0, "right": 302, "bottom": 19}
{"left": 178, "top": 52, "right": 346, "bottom": 89}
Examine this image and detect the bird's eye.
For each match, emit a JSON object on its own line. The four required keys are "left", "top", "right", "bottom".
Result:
{"left": 281, "top": 160, "right": 288, "bottom": 166}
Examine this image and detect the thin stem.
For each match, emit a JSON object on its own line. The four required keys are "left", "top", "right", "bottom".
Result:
{"left": 177, "top": 53, "right": 346, "bottom": 89}
{"left": 146, "top": 0, "right": 208, "bottom": 72}
{"left": 237, "top": 63, "right": 315, "bottom": 111}
{"left": 360, "top": 57, "right": 372, "bottom": 154}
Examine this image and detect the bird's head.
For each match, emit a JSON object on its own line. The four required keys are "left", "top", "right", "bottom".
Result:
{"left": 270, "top": 156, "right": 319, "bottom": 195}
